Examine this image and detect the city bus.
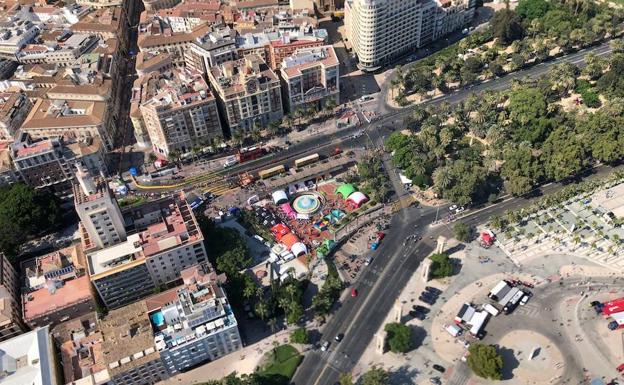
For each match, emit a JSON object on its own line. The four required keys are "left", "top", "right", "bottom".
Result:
{"left": 294, "top": 153, "right": 320, "bottom": 169}
{"left": 258, "top": 165, "right": 286, "bottom": 179}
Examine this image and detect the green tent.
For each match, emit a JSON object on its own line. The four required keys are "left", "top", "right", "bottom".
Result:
{"left": 335, "top": 184, "right": 357, "bottom": 199}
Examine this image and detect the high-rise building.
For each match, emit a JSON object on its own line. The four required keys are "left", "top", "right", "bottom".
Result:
{"left": 73, "top": 165, "right": 127, "bottom": 249}
{"left": 0, "top": 252, "right": 26, "bottom": 342}
{"left": 345, "top": 0, "right": 474, "bottom": 71}
{"left": 84, "top": 194, "right": 208, "bottom": 309}
{"left": 0, "top": 327, "right": 59, "bottom": 385}
{"left": 148, "top": 263, "right": 242, "bottom": 375}
{"left": 208, "top": 54, "right": 283, "bottom": 135}
{"left": 280, "top": 45, "right": 339, "bottom": 113}
{"left": 132, "top": 67, "right": 223, "bottom": 157}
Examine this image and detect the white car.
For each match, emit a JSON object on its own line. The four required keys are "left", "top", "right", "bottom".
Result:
{"left": 321, "top": 341, "right": 330, "bottom": 351}
{"left": 364, "top": 257, "right": 372, "bottom": 266}
{"left": 449, "top": 204, "right": 458, "bottom": 212}
{"left": 520, "top": 295, "right": 529, "bottom": 306}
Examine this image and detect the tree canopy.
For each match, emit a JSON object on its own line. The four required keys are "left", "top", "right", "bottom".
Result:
{"left": 516, "top": 0, "right": 551, "bottom": 20}
{"left": 453, "top": 222, "right": 472, "bottom": 242}
{"left": 361, "top": 366, "right": 390, "bottom": 385}
{"left": 384, "top": 323, "right": 412, "bottom": 353}
{"left": 0, "top": 183, "right": 61, "bottom": 258}
{"left": 467, "top": 343, "right": 504, "bottom": 380}
{"left": 491, "top": 9, "right": 524, "bottom": 44}
{"left": 429, "top": 253, "right": 453, "bottom": 278}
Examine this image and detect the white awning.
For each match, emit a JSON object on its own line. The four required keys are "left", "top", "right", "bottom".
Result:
{"left": 291, "top": 242, "right": 308, "bottom": 256}
{"left": 272, "top": 190, "right": 288, "bottom": 205}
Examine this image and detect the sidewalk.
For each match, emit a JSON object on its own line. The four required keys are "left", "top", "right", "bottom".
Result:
{"left": 158, "top": 329, "right": 292, "bottom": 385}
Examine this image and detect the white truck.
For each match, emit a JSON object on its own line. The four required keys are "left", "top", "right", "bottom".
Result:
{"left": 483, "top": 303, "right": 500, "bottom": 317}
{"left": 503, "top": 290, "right": 526, "bottom": 314}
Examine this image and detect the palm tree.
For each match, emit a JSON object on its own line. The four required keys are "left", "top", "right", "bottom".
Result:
{"left": 250, "top": 127, "right": 262, "bottom": 143}
{"left": 267, "top": 317, "right": 278, "bottom": 334}
{"left": 324, "top": 98, "right": 337, "bottom": 116}
{"left": 255, "top": 300, "right": 269, "bottom": 321}
{"left": 432, "top": 167, "right": 452, "bottom": 191}
{"left": 232, "top": 130, "right": 245, "bottom": 148}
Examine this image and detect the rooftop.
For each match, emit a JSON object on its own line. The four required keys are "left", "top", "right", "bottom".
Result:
{"left": 281, "top": 45, "right": 338, "bottom": 77}
{"left": 133, "top": 66, "right": 214, "bottom": 111}
{"left": 52, "top": 301, "right": 160, "bottom": 382}
{"left": 0, "top": 327, "right": 55, "bottom": 385}
{"left": 21, "top": 98, "right": 106, "bottom": 129}
{"left": 21, "top": 244, "right": 94, "bottom": 323}
{"left": 209, "top": 54, "right": 278, "bottom": 96}
{"left": 146, "top": 264, "right": 235, "bottom": 352}
{"left": 86, "top": 233, "right": 145, "bottom": 277}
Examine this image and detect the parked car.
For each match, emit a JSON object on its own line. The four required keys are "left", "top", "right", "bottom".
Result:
{"left": 351, "top": 288, "right": 358, "bottom": 297}
{"left": 432, "top": 364, "right": 446, "bottom": 373}
{"left": 617, "top": 363, "right": 624, "bottom": 372}
{"left": 335, "top": 333, "right": 344, "bottom": 342}
{"left": 409, "top": 310, "right": 426, "bottom": 320}
{"left": 419, "top": 295, "right": 436, "bottom": 305}
{"left": 429, "top": 377, "right": 441, "bottom": 385}
{"left": 520, "top": 295, "right": 530, "bottom": 306}
{"left": 321, "top": 341, "right": 330, "bottom": 351}
{"left": 371, "top": 242, "right": 379, "bottom": 250}
{"left": 413, "top": 305, "right": 430, "bottom": 313}
{"left": 421, "top": 291, "right": 438, "bottom": 301}
{"left": 364, "top": 257, "right": 372, "bottom": 266}
{"left": 425, "top": 286, "right": 442, "bottom": 295}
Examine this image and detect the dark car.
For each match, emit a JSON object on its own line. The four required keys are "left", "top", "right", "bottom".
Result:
{"left": 609, "top": 321, "right": 620, "bottom": 330}
{"left": 419, "top": 295, "right": 436, "bottom": 305}
{"left": 432, "top": 364, "right": 446, "bottom": 373}
{"left": 413, "top": 305, "right": 430, "bottom": 313}
{"left": 335, "top": 333, "right": 344, "bottom": 342}
{"left": 590, "top": 300, "right": 601, "bottom": 307}
{"left": 425, "top": 286, "right": 442, "bottom": 295}
{"left": 409, "top": 310, "right": 426, "bottom": 320}
{"left": 421, "top": 291, "right": 438, "bottom": 301}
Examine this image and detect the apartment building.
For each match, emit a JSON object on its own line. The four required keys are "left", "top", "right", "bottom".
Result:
{"left": 0, "top": 20, "right": 41, "bottom": 61}
{"left": 133, "top": 67, "right": 223, "bottom": 157}
{"left": 21, "top": 243, "right": 96, "bottom": 329}
{"left": 20, "top": 98, "right": 115, "bottom": 150}
{"left": 208, "top": 54, "right": 283, "bottom": 135}
{"left": 185, "top": 28, "right": 238, "bottom": 74}
{"left": 268, "top": 35, "right": 325, "bottom": 69}
{"left": 11, "top": 133, "right": 105, "bottom": 199}
{"left": 0, "top": 92, "right": 32, "bottom": 141}
{"left": 0, "top": 252, "right": 26, "bottom": 342}
{"left": 0, "top": 144, "right": 17, "bottom": 187}
{"left": 148, "top": 263, "right": 242, "bottom": 374}
{"left": 144, "top": 0, "right": 181, "bottom": 11}
{"left": 84, "top": 192, "right": 208, "bottom": 308}
{"left": 280, "top": 45, "right": 339, "bottom": 112}
{"left": 52, "top": 306, "right": 169, "bottom": 385}
{"left": 71, "top": 7, "right": 129, "bottom": 53}
{"left": 16, "top": 33, "right": 100, "bottom": 66}
{"left": 0, "top": 327, "right": 59, "bottom": 385}
{"left": 345, "top": 0, "right": 474, "bottom": 71}
{"left": 74, "top": 165, "right": 127, "bottom": 250}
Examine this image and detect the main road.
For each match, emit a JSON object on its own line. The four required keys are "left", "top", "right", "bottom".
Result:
{"left": 134, "top": 41, "right": 613, "bottom": 193}
{"left": 290, "top": 41, "right": 616, "bottom": 385}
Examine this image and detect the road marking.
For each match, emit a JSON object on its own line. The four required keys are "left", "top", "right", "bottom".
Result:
{"left": 310, "top": 240, "right": 422, "bottom": 385}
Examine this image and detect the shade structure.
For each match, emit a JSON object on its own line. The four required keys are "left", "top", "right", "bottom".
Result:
{"left": 281, "top": 233, "right": 300, "bottom": 250}
{"left": 335, "top": 183, "right": 357, "bottom": 199}
{"left": 291, "top": 242, "right": 307, "bottom": 256}
{"left": 346, "top": 191, "right": 368, "bottom": 208}
{"left": 272, "top": 190, "right": 288, "bottom": 205}
{"left": 280, "top": 203, "right": 296, "bottom": 219}
{"left": 271, "top": 223, "right": 290, "bottom": 241}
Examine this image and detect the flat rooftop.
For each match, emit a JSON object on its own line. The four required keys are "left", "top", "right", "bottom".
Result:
{"left": 87, "top": 233, "right": 145, "bottom": 277}
{"left": 281, "top": 45, "right": 338, "bottom": 78}
{"left": 21, "top": 98, "right": 106, "bottom": 130}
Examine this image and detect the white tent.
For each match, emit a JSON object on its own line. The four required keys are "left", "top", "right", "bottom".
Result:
{"left": 469, "top": 311, "right": 489, "bottom": 335}
{"left": 291, "top": 242, "right": 308, "bottom": 256}
{"left": 272, "top": 190, "right": 288, "bottom": 205}
{"left": 346, "top": 191, "right": 368, "bottom": 207}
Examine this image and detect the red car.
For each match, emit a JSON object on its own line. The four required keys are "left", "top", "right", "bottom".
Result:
{"left": 377, "top": 232, "right": 386, "bottom": 240}
{"left": 351, "top": 288, "right": 358, "bottom": 297}
{"left": 617, "top": 363, "right": 624, "bottom": 372}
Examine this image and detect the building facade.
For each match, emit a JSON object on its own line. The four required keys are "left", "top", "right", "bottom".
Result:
{"left": 345, "top": 0, "right": 474, "bottom": 70}
{"left": 0, "top": 92, "right": 32, "bottom": 141}
{"left": 148, "top": 263, "right": 242, "bottom": 375}
{"left": 21, "top": 244, "right": 96, "bottom": 329}
{"left": 0, "top": 253, "right": 26, "bottom": 342}
{"left": 0, "top": 327, "right": 59, "bottom": 385}
{"left": 208, "top": 54, "right": 283, "bottom": 135}
{"left": 280, "top": 45, "right": 339, "bottom": 113}
{"left": 134, "top": 67, "right": 223, "bottom": 157}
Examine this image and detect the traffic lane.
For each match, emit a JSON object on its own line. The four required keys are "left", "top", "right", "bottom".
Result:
{"left": 300, "top": 215, "right": 441, "bottom": 385}
{"left": 294, "top": 214, "right": 429, "bottom": 384}
{"left": 319, "top": 242, "right": 436, "bottom": 385}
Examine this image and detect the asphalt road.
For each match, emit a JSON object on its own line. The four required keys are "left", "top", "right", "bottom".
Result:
{"left": 292, "top": 156, "right": 624, "bottom": 385}
{"left": 183, "top": 40, "right": 614, "bottom": 188}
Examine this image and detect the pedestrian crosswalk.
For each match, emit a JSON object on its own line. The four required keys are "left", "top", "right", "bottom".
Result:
{"left": 448, "top": 363, "right": 471, "bottom": 385}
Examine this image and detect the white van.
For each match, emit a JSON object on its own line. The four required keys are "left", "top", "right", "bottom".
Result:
{"left": 483, "top": 303, "right": 500, "bottom": 317}
{"left": 223, "top": 156, "right": 238, "bottom": 168}
{"left": 444, "top": 324, "right": 462, "bottom": 337}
